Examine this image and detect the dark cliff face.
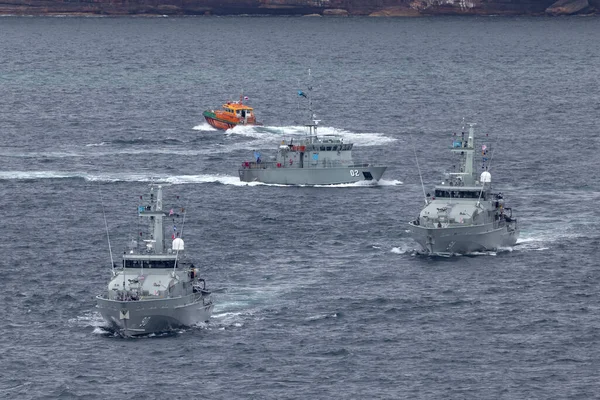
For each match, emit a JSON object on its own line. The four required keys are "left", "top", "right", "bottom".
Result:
{"left": 0, "top": 0, "right": 597, "bottom": 16}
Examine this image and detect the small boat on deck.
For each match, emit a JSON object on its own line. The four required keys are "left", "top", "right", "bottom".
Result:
{"left": 203, "top": 95, "right": 262, "bottom": 130}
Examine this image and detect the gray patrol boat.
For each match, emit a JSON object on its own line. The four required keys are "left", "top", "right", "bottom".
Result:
{"left": 408, "top": 123, "right": 519, "bottom": 255}
{"left": 96, "top": 185, "right": 213, "bottom": 337}
{"left": 238, "top": 82, "right": 386, "bottom": 185}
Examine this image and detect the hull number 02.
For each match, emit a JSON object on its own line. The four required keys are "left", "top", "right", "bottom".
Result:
{"left": 349, "top": 169, "right": 360, "bottom": 177}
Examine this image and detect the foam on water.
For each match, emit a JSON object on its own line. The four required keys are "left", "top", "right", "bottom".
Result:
{"left": 208, "top": 312, "right": 249, "bottom": 330}
{"left": 68, "top": 311, "right": 107, "bottom": 329}
{"left": 378, "top": 179, "right": 403, "bottom": 186}
{"left": 391, "top": 245, "right": 412, "bottom": 255}
{"left": 0, "top": 150, "right": 84, "bottom": 158}
{"left": 92, "top": 326, "right": 113, "bottom": 335}
{"left": 0, "top": 170, "right": 84, "bottom": 180}
{"left": 192, "top": 122, "right": 218, "bottom": 131}
{"left": 306, "top": 312, "right": 339, "bottom": 321}
{"left": 515, "top": 222, "right": 598, "bottom": 251}
{"left": 85, "top": 142, "right": 107, "bottom": 147}
{"left": 164, "top": 174, "right": 260, "bottom": 186}
{"left": 223, "top": 124, "right": 395, "bottom": 147}
{"left": 0, "top": 170, "right": 262, "bottom": 186}
{"left": 101, "top": 147, "right": 212, "bottom": 156}
{"left": 224, "top": 124, "right": 286, "bottom": 139}
{"left": 331, "top": 128, "right": 396, "bottom": 146}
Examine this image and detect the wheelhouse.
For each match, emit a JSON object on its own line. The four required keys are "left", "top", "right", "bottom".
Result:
{"left": 223, "top": 102, "right": 254, "bottom": 119}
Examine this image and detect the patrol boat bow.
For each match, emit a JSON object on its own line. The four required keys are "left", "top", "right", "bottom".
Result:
{"left": 408, "top": 123, "right": 519, "bottom": 255}
{"left": 96, "top": 185, "right": 213, "bottom": 337}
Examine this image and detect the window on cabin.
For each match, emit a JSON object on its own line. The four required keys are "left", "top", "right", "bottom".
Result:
{"left": 125, "top": 260, "right": 175, "bottom": 269}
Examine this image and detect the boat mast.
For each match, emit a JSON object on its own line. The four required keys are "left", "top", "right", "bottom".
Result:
{"left": 464, "top": 123, "right": 475, "bottom": 181}
{"left": 450, "top": 122, "right": 476, "bottom": 186}
{"left": 138, "top": 185, "right": 165, "bottom": 254}
{"left": 301, "top": 68, "right": 319, "bottom": 142}
{"left": 155, "top": 186, "right": 164, "bottom": 253}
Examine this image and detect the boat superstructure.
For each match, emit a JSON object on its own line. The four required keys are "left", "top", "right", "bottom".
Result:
{"left": 238, "top": 77, "right": 386, "bottom": 185}
{"left": 408, "top": 123, "right": 519, "bottom": 255}
{"left": 96, "top": 185, "right": 213, "bottom": 337}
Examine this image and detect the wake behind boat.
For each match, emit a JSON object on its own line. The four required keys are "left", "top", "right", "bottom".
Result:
{"left": 238, "top": 75, "right": 386, "bottom": 185}
{"left": 408, "top": 122, "right": 519, "bottom": 255}
{"left": 96, "top": 185, "right": 213, "bottom": 337}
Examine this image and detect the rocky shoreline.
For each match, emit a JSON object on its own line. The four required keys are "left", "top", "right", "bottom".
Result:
{"left": 0, "top": 0, "right": 598, "bottom": 17}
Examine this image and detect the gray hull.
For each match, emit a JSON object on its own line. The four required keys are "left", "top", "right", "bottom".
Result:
{"left": 96, "top": 295, "right": 213, "bottom": 337}
{"left": 408, "top": 222, "right": 519, "bottom": 255}
{"left": 239, "top": 165, "right": 387, "bottom": 185}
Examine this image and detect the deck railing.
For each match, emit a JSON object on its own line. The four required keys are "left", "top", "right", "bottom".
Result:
{"left": 240, "top": 160, "right": 376, "bottom": 170}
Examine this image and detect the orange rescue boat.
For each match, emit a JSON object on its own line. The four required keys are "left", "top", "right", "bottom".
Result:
{"left": 203, "top": 95, "right": 262, "bottom": 130}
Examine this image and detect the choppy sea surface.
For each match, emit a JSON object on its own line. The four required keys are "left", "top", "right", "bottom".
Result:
{"left": 1, "top": 16, "right": 599, "bottom": 399}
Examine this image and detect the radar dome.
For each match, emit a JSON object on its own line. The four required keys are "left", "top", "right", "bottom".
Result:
{"left": 480, "top": 171, "right": 491, "bottom": 183}
{"left": 172, "top": 237, "right": 184, "bottom": 251}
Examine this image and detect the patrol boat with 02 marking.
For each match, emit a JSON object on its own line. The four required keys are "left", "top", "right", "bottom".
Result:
{"left": 408, "top": 123, "right": 519, "bottom": 256}
{"left": 96, "top": 185, "right": 213, "bottom": 337}
{"left": 239, "top": 83, "right": 386, "bottom": 185}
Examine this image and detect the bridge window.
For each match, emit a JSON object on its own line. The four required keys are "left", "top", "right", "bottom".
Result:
{"left": 125, "top": 260, "right": 175, "bottom": 269}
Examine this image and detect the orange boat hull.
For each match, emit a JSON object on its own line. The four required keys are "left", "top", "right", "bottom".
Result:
{"left": 204, "top": 115, "right": 237, "bottom": 130}
{"left": 203, "top": 107, "right": 260, "bottom": 130}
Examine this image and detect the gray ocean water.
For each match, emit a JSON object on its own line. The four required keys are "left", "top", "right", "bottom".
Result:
{"left": 1, "top": 15, "right": 599, "bottom": 399}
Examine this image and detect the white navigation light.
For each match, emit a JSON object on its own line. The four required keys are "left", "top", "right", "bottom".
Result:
{"left": 480, "top": 171, "right": 491, "bottom": 183}
{"left": 172, "top": 237, "right": 185, "bottom": 251}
